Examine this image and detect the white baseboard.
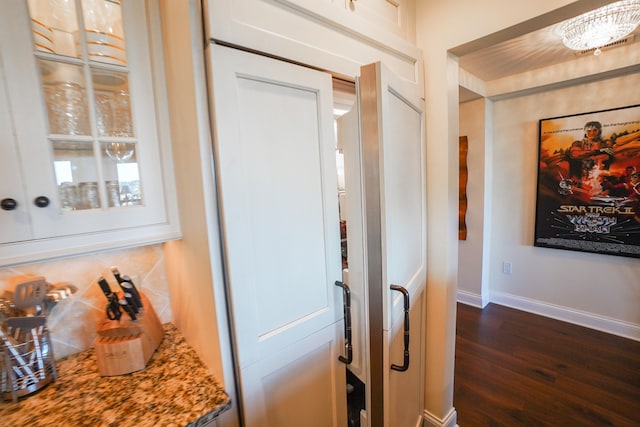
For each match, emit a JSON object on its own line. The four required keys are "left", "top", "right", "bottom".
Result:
{"left": 489, "top": 291, "right": 640, "bottom": 342}
{"left": 456, "top": 290, "right": 488, "bottom": 308}
{"left": 423, "top": 407, "right": 457, "bottom": 427}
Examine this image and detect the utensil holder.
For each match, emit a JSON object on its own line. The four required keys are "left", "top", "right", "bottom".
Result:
{"left": 0, "top": 324, "right": 57, "bottom": 402}
{"left": 94, "top": 292, "right": 163, "bottom": 376}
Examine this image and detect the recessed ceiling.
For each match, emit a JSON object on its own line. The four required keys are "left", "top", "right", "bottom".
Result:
{"left": 459, "top": 24, "right": 640, "bottom": 82}
{"left": 456, "top": 13, "right": 640, "bottom": 102}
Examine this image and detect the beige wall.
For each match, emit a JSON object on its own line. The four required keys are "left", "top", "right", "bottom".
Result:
{"left": 459, "top": 69, "right": 640, "bottom": 328}
{"left": 490, "top": 73, "right": 640, "bottom": 324}
{"left": 458, "top": 98, "right": 489, "bottom": 302}
{"left": 158, "top": 0, "right": 230, "bottom": 396}
{"left": 0, "top": 244, "right": 172, "bottom": 360}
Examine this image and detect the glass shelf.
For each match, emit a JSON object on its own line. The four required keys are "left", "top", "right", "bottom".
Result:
{"left": 28, "top": 0, "right": 140, "bottom": 213}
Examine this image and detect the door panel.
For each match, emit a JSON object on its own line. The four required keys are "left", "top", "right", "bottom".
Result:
{"left": 379, "top": 72, "right": 426, "bottom": 331}
{"left": 337, "top": 107, "right": 368, "bottom": 383}
{"left": 208, "top": 44, "right": 346, "bottom": 426}
{"left": 242, "top": 323, "right": 346, "bottom": 426}
{"left": 0, "top": 52, "right": 31, "bottom": 243}
{"left": 359, "top": 61, "right": 426, "bottom": 427}
{"left": 384, "top": 91, "right": 424, "bottom": 299}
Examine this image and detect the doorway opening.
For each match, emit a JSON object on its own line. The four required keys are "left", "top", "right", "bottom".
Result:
{"left": 333, "top": 79, "right": 367, "bottom": 426}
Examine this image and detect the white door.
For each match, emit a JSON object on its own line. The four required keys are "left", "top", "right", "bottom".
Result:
{"left": 336, "top": 107, "right": 368, "bottom": 383}
{"left": 207, "top": 44, "right": 347, "bottom": 427}
{"left": 359, "top": 61, "right": 426, "bottom": 427}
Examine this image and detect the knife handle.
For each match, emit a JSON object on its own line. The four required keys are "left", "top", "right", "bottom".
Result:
{"left": 123, "top": 292, "right": 140, "bottom": 313}
{"left": 97, "top": 277, "right": 113, "bottom": 297}
{"left": 118, "top": 283, "right": 142, "bottom": 311}
{"left": 111, "top": 266, "right": 122, "bottom": 283}
{"left": 122, "top": 275, "right": 143, "bottom": 309}
{"left": 119, "top": 299, "right": 137, "bottom": 321}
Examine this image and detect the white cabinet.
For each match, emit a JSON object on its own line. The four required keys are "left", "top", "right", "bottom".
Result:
{"left": 162, "top": 2, "right": 425, "bottom": 426}
{"left": 0, "top": 0, "right": 179, "bottom": 266}
{"left": 0, "top": 66, "right": 31, "bottom": 244}
{"left": 352, "top": 0, "right": 415, "bottom": 40}
{"left": 294, "top": 0, "right": 416, "bottom": 42}
{"left": 204, "top": 0, "right": 422, "bottom": 91}
{"left": 203, "top": 47, "right": 426, "bottom": 427}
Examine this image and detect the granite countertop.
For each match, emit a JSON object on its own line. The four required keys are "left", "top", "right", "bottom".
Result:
{"left": 0, "top": 323, "right": 231, "bottom": 427}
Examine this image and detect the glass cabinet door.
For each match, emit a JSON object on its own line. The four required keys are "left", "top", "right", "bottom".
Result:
{"left": 28, "top": 0, "right": 142, "bottom": 213}
{"left": 0, "top": 0, "right": 178, "bottom": 263}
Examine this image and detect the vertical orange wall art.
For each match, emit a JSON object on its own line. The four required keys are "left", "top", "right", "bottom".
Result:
{"left": 459, "top": 136, "right": 468, "bottom": 240}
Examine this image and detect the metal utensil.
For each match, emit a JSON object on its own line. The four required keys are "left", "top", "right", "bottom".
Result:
{"left": 5, "top": 316, "right": 46, "bottom": 332}
{"left": 0, "top": 297, "right": 19, "bottom": 322}
{"left": 12, "top": 278, "right": 48, "bottom": 315}
{"left": 51, "top": 282, "right": 77, "bottom": 298}
{"left": 43, "top": 282, "right": 78, "bottom": 315}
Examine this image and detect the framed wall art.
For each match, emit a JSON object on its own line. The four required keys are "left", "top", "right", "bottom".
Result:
{"left": 534, "top": 104, "right": 640, "bottom": 258}
{"left": 459, "top": 135, "right": 468, "bottom": 241}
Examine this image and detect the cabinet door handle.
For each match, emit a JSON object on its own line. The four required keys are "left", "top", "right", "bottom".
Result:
{"left": 34, "top": 196, "right": 50, "bottom": 208}
{"left": 1, "top": 198, "right": 18, "bottom": 211}
{"left": 390, "top": 284, "right": 410, "bottom": 372}
{"left": 335, "top": 280, "right": 352, "bottom": 365}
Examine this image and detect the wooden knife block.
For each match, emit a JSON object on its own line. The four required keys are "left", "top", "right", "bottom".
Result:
{"left": 94, "top": 292, "right": 164, "bottom": 376}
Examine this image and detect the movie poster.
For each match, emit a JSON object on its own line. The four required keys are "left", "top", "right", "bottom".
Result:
{"left": 534, "top": 104, "right": 640, "bottom": 258}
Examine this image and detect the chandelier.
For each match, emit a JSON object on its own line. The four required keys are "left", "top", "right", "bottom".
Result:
{"left": 556, "top": 0, "right": 640, "bottom": 55}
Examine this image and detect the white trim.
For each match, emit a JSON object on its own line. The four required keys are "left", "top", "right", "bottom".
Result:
{"left": 456, "top": 289, "right": 489, "bottom": 308}
{"left": 274, "top": 0, "right": 417, "bottom": 60}
{"left": 423, "top": 407, "right": 458, "bottom": 427}
{"left": 490, "top": 291, "right": 640, "bottom": 342}
{"left": 204, "top": 0, "right": 423, "bottom": 91}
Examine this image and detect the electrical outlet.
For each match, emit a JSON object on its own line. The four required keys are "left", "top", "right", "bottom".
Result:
{"left": 502, "top": 261, "right": 512, "bottom": 275}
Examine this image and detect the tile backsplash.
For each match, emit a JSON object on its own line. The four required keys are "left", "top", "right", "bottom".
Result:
{"left": 0, "top": 244, "right": 172, "bottom": 360}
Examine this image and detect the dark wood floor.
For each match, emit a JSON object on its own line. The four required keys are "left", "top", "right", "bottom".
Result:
{"left": 454, "top": 303, "right": 640, "bottom": 427}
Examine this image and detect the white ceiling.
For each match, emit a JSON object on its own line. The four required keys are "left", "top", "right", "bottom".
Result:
{"left": 456, "top": 18, "right": 640, "bottom": 102}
